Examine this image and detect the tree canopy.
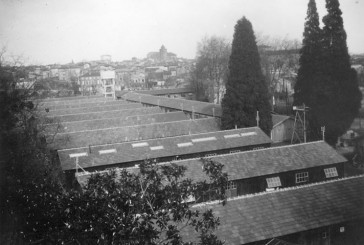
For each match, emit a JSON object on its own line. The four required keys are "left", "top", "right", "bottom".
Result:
{"left": 190, "top": 36, "right": 230, "bottom": 103}
{"left": 294, "top": 0, "right": 361, "bottom": 145}
{"left": 0, "top": 66, "right": 227, "bottom": 244}
{"left": 294, "top": 0, "right": 322, "bottom": 107}
{"left": 221, "top": 17, "right": 272, "bottom": 135}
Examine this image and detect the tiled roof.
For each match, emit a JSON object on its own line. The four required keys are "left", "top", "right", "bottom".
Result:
{"left": 121, "top": 92, "right": 222, "bottom": 117}
{"left": 50, "top": 117, "right": 220, "bottom": 149}
{"left": 272, "top": 114, "right": 292, "bottom": 127}
{"left": 76, "top": 141, "right": 346, "bottom": 186}
{"left": 121, "top": 88, "right": 193, "bottom": 96}
{"left": 183, "top": 175, "right": 364, "bottom": 244}
{"left": 59, "top": 127, "right": 271, "bottom": 170}
{"left": 52, "top": 111, "right": 189, "bottom": 133}
{"left": 48, "top": 106, "right": 163, "bottom": 123}
{"left": 172, "top": 141, "right": 346, "bottom": 181}
{"left": 44, "top": 103, "right": 142, "bottom": 116}
{"left": 80, "top": 71, "right": 100, "bottom": 77}
{"left": 38, "top": 100, "right": 130, "bottom": 111}
{"left": 264, "top": 238, "right": 297, "bottom": 245}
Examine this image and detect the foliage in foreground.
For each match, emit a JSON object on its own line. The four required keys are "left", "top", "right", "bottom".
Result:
{"left": 1, "top": 53, "right": 228, "bottom": 245}
{"left": 4, "top": 158, "right": 227, "bottom": 244}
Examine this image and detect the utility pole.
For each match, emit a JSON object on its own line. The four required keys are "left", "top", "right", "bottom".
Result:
{"left": 321, "top": 126, "right": 326, "bottom": 141}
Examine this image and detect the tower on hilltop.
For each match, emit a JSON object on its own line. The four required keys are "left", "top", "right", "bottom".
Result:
{"left": 159, "top": 45, "right": 167, "bottom": 61}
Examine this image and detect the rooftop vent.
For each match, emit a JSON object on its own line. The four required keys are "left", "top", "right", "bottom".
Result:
{"left": 191, "top": 137, "right": 217, "bottom": 143}
{"left": 150, "top": 145, "right": 164, "bottom": 151}
{"left": 177, "top": 142, "right": 193, "bottom": 147}
{"left": 240, "top": 132, "right": 257, "bottom": 137}
{"left": 224, "top": 134, "right": 240, "bottom": 139}
{"left": 99, "top": 149, "right": 117, "bottom": 155}
{"left": 69, "top": 152, "right": 88, "bottom": 158}
{"left": 132, "top": 142, "right": 149, "bottom": 148}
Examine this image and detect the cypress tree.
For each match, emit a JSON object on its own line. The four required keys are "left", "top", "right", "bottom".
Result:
{"left": 221, "top": 17, "right": 272, "bottom": 135}
{"left": 318, "top": 0, "right": 361, "bottom": 145}
{"left": 294, "top": 0, "right": 322, "bottom": 106}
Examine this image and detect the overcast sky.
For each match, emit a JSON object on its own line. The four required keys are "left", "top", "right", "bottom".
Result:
{"left": 0, "top": 0, "right": 363, "bottom": 65}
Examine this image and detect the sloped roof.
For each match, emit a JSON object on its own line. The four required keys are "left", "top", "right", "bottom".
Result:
{"left": 119, "top": 93, "right": 293, "bottom": 125}
{"left": 36, "top": 95, "right": 111, "bottom": 105}
{"left": 76, "top": 141, "right": 346, "bottom": 186}
{"left": 50, "top": 117, "right": 220, "bottom": 150}
{"left": 51, "top": 111, "right": 189, "bottom": 133}
{"left": 121, "top": 92, "right": 222, "bottom": 117}
{"left": 264, "top": 238, "right": 297, "bottom": 245}
{"left": 183, "top": 175, "right": 364, "bottom": 244}
{"left": 176, "top": 141, "right": 346, "bottom": 181}
{"left": 80, "top": 71, "right": 100, "bottom": 78}
{"left": 47, "top": 106, "right": 163, "bottom": 123}
{"left": 272, "top": 114, "right": 292, "bottom": 127}
{"left": 59, "top": 127, "right": 271, "bottom": 171}
{"left": 39, "top": 100, "right": 130, "bottom": 111}
{"left": 44, "top": 103, "right": 142, "bottom": 116}
{"left": 122, "top": 88, "right": 193, "bottom": 96}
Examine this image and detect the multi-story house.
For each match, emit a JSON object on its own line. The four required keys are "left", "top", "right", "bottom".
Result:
{"left": 79, "top": 71, "right": 101, "bottom": 94}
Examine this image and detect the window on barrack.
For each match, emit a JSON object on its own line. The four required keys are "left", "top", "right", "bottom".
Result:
{"left": 295, "top": 172, "right": 309, "bottom": 184}
{"left": 225, "top": 181, "right": 237, "bottom": 198}
{"left": 324, "top": 167, "right": 338, "bottom": 178}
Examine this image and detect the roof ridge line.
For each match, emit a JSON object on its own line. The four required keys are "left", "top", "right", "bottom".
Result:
{"left": 192, "top": 174, "right": 364, "bottom": 207}
{"left": 160, "top": 140, "right": 324, "bottom": 164}
{"left": 68, "top": 140, "right": 325, "bottom": 170}
{"left": 44, "top": 99, "right": 127, "bottom": 111}
{"left": 43, "top": 108, "right": 166, "bottom": 125}
{"left": 39, "top": 100, "right": 117, "bottom": 108}
{"left": 125, "top": 92, "right": 222, "bottom": 107}
{"left": 58, "top": 127, "right": 261, "bottom": 151}
{"left": 46, "top": 105, "right": 146, "bottom": 117}
{"left": 52, "top": 117, "right": 217, "bottom": 135}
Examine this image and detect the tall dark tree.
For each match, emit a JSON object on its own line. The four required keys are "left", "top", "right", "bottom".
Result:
{"left": 221, "top": 17, "right": 272, "bottom": 135}
{"left": 295, "top": 0, "right": 361, "bottom": 145}
{"left": 319, "top": 0, "right": 361, "bottom": 145}
{"left": 294, "top": 0, "right": 327, "bottom": 142}
{"left": 294, "top": 0, "right": 323, "bottom": 106}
